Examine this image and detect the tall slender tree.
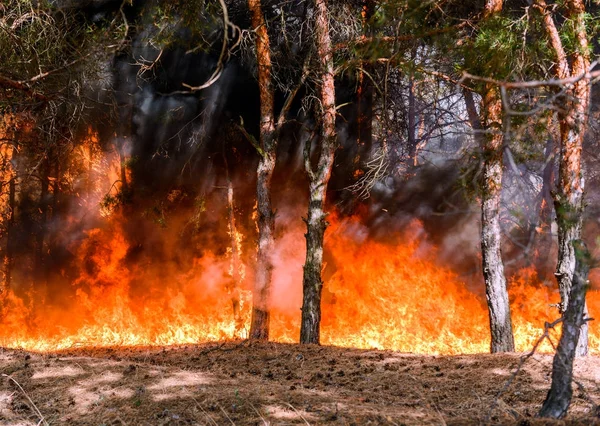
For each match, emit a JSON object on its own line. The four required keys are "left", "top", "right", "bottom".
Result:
{"left": 534, "top": 0, "right": 591, "bottom": 356}
{"left": 246, "top": 0, "right": 308, "bottom": 339}
{"left": 463, "top": 0, "right": 515, "bottom": 352}
{"left": 539, "top": 241, "right": 590, "bottom": 418}
{"left": 247, "top": 0, "right": 277, "bottom": 340}
{"left": 300, "top": 0, "right": 337, "bottom": 345}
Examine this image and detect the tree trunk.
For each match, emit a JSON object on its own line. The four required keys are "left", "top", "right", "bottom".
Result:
{"left": 116, "top": 142, "right": 129, "bottom": 200}
{"left": 464, "top": 86, "right": 515, "bottom": 353}
{"left": 535, "top": 0, "right": 590, "bottom": 356}
{"left": 248, "top": 0, "right": 276, "bottom": 341}
{"left": 251, "top": 152, "right": 276, "bottom": 340}
{"left": 224, "top": 164, "right": 243, "bottom": 334}
{"left": 480, "top": 86, "right": 515, "bottom": 353}
{"left": 356, "top": 0, "right": 374, "bottom": 153}
{"left": 4, "top": 141, "right": 17, "bottom": 293}
{"left": 539, "top": 241, "right": 590, "bottom": 418}
{"left": 533, "top": 136, "right": 556, "bottom": 280}
{"left": 35, "top": 156, "right": 50, "bottom": 284}
{"left": 300, "top": 0, "right": 337, "bottom": 345}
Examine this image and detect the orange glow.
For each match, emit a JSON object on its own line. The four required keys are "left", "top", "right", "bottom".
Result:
{"left": 0, "top": 131, "right": 598, "bottom": 354}
{"left": 0, "top": 211, "right": 596, "bottom": 354}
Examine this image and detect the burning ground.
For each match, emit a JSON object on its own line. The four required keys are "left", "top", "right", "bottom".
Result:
{"left": 2, "top": 342, "right": 600, "bottom": 425}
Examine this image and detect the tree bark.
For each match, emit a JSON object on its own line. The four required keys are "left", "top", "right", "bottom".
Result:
{"left": 464, "top": 84, "right": 515, "bottom": 353}
{"left": 532, "top": 136, "right": 556, "bottom": 279}
{"left": 480, "top": 86, "right": 515, "bottom": 352}
{"left": 224, "top": 158, "right": 243, "bottom": 334}
{"left": 248, "top": 0, "right": 276, "bottom": 341}
{"left": 300, "top": 0, "right": 337, "bottom": 345}
{"left": 539, "top": 241, "right": 590, "bottom": 418}
{"left": 35, "top": 156, "right": 50, "bottom": 285}
{"left": 356, "top": 0, "right": 374, "bottom": 152}
{"left": 116, "top": 142, "right": 130, "bottom": 201}
{"left": 4, "top": 141, "right": 17, "bottom": 293}
{"left": 472, "top": 0, "right": 515, "bottom": 353}
{"left": 535, "top": 0, "right": 590, "bottom": 356}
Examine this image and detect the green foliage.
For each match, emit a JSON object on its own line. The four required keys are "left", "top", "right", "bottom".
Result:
{"left": 558, "top": 11, "right": 600, "bottom": 57}
{"left": 139, "top": 0, "right": 221, "bottom": 53}
{"left": 458, "top": 15, "right": 551, "bottom": 82}
{"left": 142, "top": 202, "right": 168, "bottom": 228}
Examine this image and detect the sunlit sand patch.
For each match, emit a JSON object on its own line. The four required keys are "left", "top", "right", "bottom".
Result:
{"left": 490, "top": 368, "right": 511, "bottom": 377}
{"left": 78, "top": 370, "right": 123, "bottom": 385}
{"left": 68, "top": 381, "right": 135, "bottom": 413}
{"left": 263, "top": 404, "right": 317, "bottom": 421}
{"left": 32, "top": 365, "right": 85, "bottom": 380}
{"left": 0, "top": 390, "right": 13, "bottom": 410}
{"left": 147, "top": 370, "right": 212, "bottom": 401}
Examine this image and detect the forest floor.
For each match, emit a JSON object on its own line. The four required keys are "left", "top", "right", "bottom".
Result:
{"left": 1, "top": 342, "right": 600, "bottom": 425}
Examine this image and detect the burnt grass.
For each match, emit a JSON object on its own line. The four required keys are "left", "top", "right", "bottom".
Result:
{"left": 1, "top": 342, "right": 600, "bottom": 425}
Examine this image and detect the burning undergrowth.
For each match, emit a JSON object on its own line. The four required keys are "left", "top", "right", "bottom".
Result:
{"left": 0, "top": 126, "right": 598, "bottom": 354}
{"left": 0, "top": 32, "right": 596, "bottom": 354}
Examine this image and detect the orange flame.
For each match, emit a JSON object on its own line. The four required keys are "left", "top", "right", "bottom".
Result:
{"left": 0, "top": 130, "right": 597, "bottom": 354}
{"left": 0, "top": 211, "right": 596, "bottom": 354}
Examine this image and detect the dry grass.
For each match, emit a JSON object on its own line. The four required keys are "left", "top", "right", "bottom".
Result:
{"left": 1, "top": 342, "right": 600, "bottom": 425}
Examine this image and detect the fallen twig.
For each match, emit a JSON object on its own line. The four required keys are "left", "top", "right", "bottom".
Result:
{"left": 2, "top": 373, "right": 48, "bottom": 426}
{"left": 284, "top": 402, "right": 311, "bottom": 425}
{"left": 485, "top": 317, "right": 563, "bottom": 422}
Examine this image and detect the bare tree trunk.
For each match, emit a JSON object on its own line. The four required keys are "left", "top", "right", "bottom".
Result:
{"left": 356, "top": 5, "right": 373, "bottom": 153}
{"left": 300, "top": 0, "right": 337, "bottom": 345}
{"left": 248, "top": 0, "right": 276, "bottom": 340}
{"left": 481, "top": 87, "right": 515, "bottom": 352}
{"left": 35, "top": 156, "right": 50, "bottom": 284}
{"left": 539, "top": 241, "right": 590, "bottom": 418}
{"left": 474, "top": 0, "right": 515, "bottom": 353}
{"left": 535, "top": 0, "right": 590, "bottom": 356}
{"left": 224, "top": 160, "right": 243, "bottom": 334}
{"left": 116, "top": 142, "right": 129, "bottom": 200}
{"left": 4, "top": 141, "right": 17, "bottom": 293}
{"left": 464, "top": 86, "right": 515, "bottom": 353}
{"left": 533, "top": 136, "right": 556, "bottom": 279}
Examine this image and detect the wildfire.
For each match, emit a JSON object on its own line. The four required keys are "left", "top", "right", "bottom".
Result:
{"left": 0, "top": 130, "right": 597, "bottom": 355}
{"left": 0, "top": 210, "right": 595, "bottom": 354}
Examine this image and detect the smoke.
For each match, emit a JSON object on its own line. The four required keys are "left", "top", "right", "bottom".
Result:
{"left": 4, "top": 0, "right": 591, "bottom": 352}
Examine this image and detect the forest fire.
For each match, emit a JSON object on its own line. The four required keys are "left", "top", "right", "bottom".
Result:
{"left": 0, "top": 125, "right": 595, "bottom": 355}
{"left": 4, "top": 0, "right": 600, "bottom": 421}
{"left": 0, "top": 197, "right": 597, "bottom": 354}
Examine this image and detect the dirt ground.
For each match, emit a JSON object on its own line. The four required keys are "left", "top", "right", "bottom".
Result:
{"left": 1, "top": 342, "right": 600, "bottom": 425}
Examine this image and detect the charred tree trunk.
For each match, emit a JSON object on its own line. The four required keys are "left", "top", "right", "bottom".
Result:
{"left": 535, "top": 0, "right": 590, "bottom": 356}
{"left": 464, "top": 85, "right": 515, "bottom": 353}
{"left": 4, "top": 142, "right": 17, "bottom": 292}
{"left": 248, "top": 0, "right": 276, "bottom": 341}
{"left": 223, "top": 153, "right": 243, "bottom": 334}
{"left": 35, "top": 156, "right": 50, "bottom": 285}
{"left": 480, "top": 86, "right": 515, "bottom": 353}
{"left": 116, "top": 142, "right": 130, "bottom": 201}
{"left": 300, "top": 0, "right": 337, "bottom": 345}
{"left": 539, "top": 241, "right": 590, "bottom": 418}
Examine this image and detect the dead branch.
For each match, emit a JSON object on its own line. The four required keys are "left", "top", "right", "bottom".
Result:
{"left": 485, "top": 317, "right": 563, "bottom": 422}
{"left": 461, "top": 60, "right": 600, "bottom": 90}
{"left": 2, "top": 374, "right": 48, "bottom": 426}
{"left": 179, "top": 0, "right": 241, "bottom": 94}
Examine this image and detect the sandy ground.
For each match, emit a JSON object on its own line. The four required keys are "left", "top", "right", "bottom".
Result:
{"left": 1, "top": 342, "right": 600, "bottom": 425}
